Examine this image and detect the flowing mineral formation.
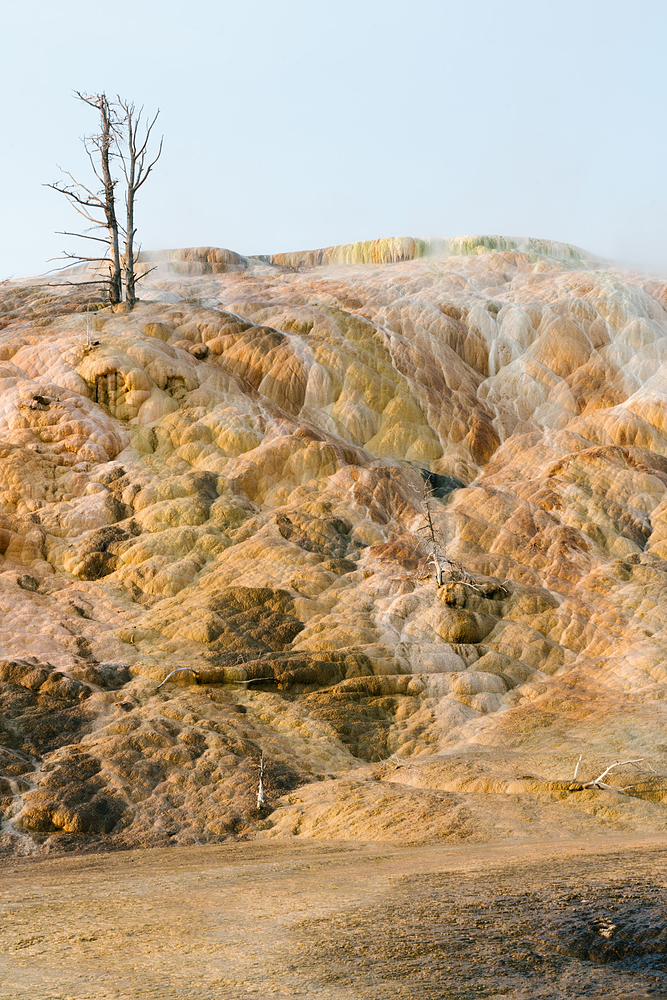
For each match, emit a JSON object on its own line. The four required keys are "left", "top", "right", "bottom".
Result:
{"left": 1, "top": 234, "right": 667, "bottom": 854}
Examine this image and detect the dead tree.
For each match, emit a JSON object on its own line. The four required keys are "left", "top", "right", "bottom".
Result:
{"left": 257, "top": 751, "right": 266, "bottom": 808}
{"left": 418, "top": 478, "right": 462, "bottom": 586}
{"left": 115, "top": 99, "right": 163, "bottom": 308}
{"left": 421, "top": 479, "right": 446, "bottom": 586}
{"left": 46, "top": 92, "right": 123, "bottom": 304}
{"left": 415, "top": 476, "right": 489, "bottom": 594}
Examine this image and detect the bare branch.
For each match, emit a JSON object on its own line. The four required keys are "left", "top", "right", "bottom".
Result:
{"left": 45, "top": 184, "right": 107, "bottom": 231}
{"left": 156, "top": 667, "right": 200, "bottom": 690}
{"left": 48, "top": 166, "right": 106, "bottom": 206}
{"left": 591, "top": 759, "right": 645, "bottom": 784}
{"left": 45, "top": 182, "right": 99, "bottom": 210}
{"left": 134, "top": 135, "right": 163, "bottom": 192}
{"left": 594, "top": 781, "right": 630, "bottom": 795}
{"left": 576, "top": 758, "right": 649, "bottom": 794}
{"left": 134, "top": 265, "right": 157, "bottom": 283}
{"left": 56, "top": 230, "right": 112, "bottom": 245}
{"left": 43, "top": 279, "right": 112, "bottom": 287}
{"left": 82, "top": 140, "right": 107, "bottom": 189}
{"left": 45, "top": 259, "right": 110, "bottom": 273}
{"left": 115, "top": 98, "right": 162, "bottom": 308}
{"left": 49, "top": 250, "right": 109, "bottom": 262}
{"left": 46, "top": 93, "right": 123, "bottom": 304}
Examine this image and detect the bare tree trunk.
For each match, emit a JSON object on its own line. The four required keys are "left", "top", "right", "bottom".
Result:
{"left": 125, "top": 160, "right": 136, "bottom": 307}
{"left": 117, "top": 100, "right": 162, "bottom": 310}
{"left": 45, "top": 91, "right": 123, "bottom": 306}
{"left": 97, "top": 96, "right": 122, "bottom": 305}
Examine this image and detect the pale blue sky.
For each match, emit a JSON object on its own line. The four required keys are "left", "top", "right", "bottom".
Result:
{"left": 2, "top": 0, "right": 666, "bottom": 277}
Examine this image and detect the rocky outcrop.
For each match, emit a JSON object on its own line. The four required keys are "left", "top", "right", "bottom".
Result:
{"left": 2, "top": 236, "right": 667, "bottom": 854}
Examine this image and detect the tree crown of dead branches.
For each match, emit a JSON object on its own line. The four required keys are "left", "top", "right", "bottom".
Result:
{"left": 45, "top": 90, "right": 163, "bottom": 309}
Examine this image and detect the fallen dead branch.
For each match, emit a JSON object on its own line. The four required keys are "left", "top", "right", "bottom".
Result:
{"left": 156, "top": 665, "right": 275, "bottom": 690}
{"left": 573, "top": 757, "right": 655, "bottom": 794}
{"left": 156, "top": 667, "right": 199, "bottom": 690}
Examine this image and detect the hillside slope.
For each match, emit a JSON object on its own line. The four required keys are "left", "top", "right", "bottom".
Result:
{"left": 2, "top": 236, "right": 667, "bottom": 854}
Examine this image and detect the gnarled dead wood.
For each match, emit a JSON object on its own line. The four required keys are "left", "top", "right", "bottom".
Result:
{"left": 576, "top": 758, "right": 649, "bottom": 794}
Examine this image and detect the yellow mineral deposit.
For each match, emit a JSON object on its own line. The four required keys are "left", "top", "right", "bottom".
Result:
{"left": 1, "top": 235, "right": 667, "bottom": 853}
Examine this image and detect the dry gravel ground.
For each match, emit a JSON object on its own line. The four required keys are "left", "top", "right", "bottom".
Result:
{"left": 1, "top": 836, "right": 667, "bottom": 999}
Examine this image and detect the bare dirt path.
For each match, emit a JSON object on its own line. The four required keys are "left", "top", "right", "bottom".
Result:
{"left": 1, "top": 835, "right": 667, "bottom": 999}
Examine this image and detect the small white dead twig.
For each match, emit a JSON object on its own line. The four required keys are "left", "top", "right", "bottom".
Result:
{"left": 257, "top": 750, "right": 266, "bottom": 808}
{"left": 573, "top": 754, "right": 582, "bottom": 780}
{"left": 387, "top": 754, "right": 407, "bottom": 768}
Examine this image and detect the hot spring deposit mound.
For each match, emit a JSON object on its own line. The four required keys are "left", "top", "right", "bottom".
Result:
{"left": 2, "top": 234, "right": 667, "bottom": 855}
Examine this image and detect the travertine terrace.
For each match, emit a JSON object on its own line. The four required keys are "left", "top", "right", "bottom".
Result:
{"left": 2, "top": 234, "right": 667, "bottom": 854}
